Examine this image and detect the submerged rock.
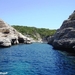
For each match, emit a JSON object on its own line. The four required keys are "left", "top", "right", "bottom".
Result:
{"left": 48, "top": 11, "right": 75, "bottom": 52}
{"left": 0, "top": 19, "right": 31, "bottom": 47}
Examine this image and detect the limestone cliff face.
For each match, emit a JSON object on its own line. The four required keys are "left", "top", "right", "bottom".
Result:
{"left": 0, "top": 19, "right": 31, "bottom": 47}
{"left": 48, "top": 11, "right": 75, "bottom": 51}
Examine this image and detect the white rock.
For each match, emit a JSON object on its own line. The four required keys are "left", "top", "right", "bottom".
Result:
{"left": 0, "top": 19, "right": 31, "bottom": 47}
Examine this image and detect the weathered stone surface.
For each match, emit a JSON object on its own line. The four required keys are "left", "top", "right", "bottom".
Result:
{"left": 0, "top": 19, "right": 31, "bottom": 47}
{"left": 0, "top": 37, "right": 11, "bottom": 47}
{"left": 48, "top": 11, "right": 75, "bottom": 51}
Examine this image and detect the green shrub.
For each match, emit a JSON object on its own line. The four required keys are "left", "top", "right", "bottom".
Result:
{"left": 12, "top": 25, "right": 56, "bottom": 39}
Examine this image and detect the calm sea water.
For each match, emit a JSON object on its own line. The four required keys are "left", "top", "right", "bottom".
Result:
{"left": 0, "top": 43, "right": 75, "bottom": 75}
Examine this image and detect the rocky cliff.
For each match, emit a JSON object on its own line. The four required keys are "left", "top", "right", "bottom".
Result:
{"left": 0, "top": 19, "right": 31, "bottom": 47}
{"left": 48, "top": 11, "right": 75, "bottom": 52}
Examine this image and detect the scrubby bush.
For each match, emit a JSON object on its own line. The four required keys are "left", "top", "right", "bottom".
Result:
{"left": 12, "top": 25, "right": 56, "bottom": 39}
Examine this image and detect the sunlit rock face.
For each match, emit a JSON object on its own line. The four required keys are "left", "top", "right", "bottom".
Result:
{"left": 48, "top": 11, "right": 75, "bottom": 51}
{"left": 0, "top": 19, "right": 31, "bottom": 47}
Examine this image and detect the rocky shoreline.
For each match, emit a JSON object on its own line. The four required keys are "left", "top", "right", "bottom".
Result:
{"left": 48, "top": 11, "right": 75, "bottom": 52}
{"left": 0, "top": 19, "right": 31, "bottom": 47}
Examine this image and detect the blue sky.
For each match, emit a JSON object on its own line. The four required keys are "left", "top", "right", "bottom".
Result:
{"left": 0, "top": 0, "right": 75, "bottom": 29}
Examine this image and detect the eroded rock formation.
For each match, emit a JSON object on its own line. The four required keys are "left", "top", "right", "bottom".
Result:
{"left": 0, "top": 19, "right": 31, "bottom": 47}
{"left": 48, "top": 11, "right": 75, "bottom": 51}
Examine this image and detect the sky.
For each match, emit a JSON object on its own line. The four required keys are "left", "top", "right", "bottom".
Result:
{"left": 0, "top": 0, "right": 75, "bottom": 29}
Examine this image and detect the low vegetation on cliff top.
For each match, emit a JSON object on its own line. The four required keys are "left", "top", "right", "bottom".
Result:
{"left": 12, "top": 25, "right": 56, "bottom": 39}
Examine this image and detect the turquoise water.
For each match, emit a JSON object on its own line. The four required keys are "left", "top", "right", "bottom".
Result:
{"left": 0, "top": 43, "right": 75, "bottom": 75}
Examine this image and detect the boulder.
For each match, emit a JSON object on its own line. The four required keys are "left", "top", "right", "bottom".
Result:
{"left": 48, "top": 11, "right": 75, "bottom": 51}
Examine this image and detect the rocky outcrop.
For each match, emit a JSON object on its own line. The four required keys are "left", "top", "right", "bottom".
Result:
{"left": 26, "top": 33, "right": 43, "bottom": 43}
{"left": 48, "top": 11, "right": 75, "bottom": 51}
{"left": 0, "top": 19, "right": 31, "bottom": 47}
